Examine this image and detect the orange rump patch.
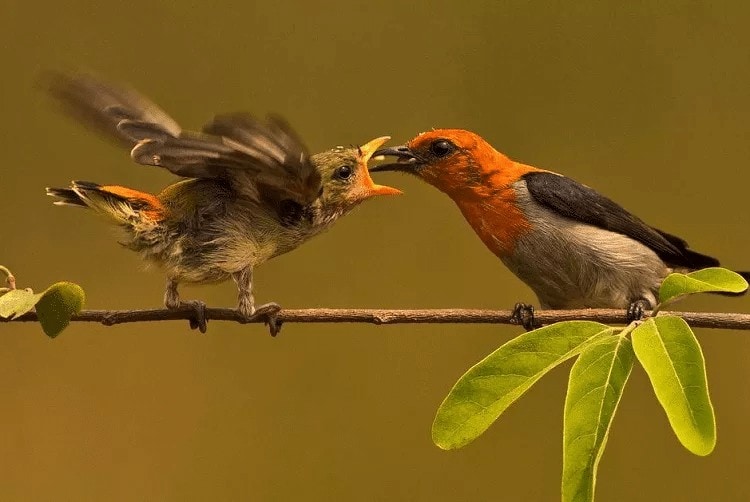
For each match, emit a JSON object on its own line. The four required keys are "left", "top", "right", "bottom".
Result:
{"left": 100, "top": 185, "right": 165, "bottom": 219}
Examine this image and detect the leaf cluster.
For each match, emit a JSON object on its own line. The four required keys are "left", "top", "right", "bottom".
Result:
{"left": 431, "top": 268, "right": 748, "bottom": 502}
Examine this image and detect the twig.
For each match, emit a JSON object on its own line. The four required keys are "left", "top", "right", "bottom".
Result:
{"left": 0, "top": 266, "right": 15, "bottom": 291}
{"left": 4, "top": 307, "right": 750, "bottom": 330}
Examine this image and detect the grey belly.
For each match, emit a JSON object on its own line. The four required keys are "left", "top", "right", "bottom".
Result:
{"left": 501, "top": 190, "right": 669, "bottom": 309}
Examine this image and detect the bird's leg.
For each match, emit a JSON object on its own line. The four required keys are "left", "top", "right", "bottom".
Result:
{"left": 164, "top": 277, "right": 180, "bottom": 309}
{"left": 511, "top": 302, "right": 539, "bottom": 331}
{"left": 232, "top": 267, "right": 282, "bottom": 336}
{"left": 233, "top": 267, "right": 255, "bottom": 317}
{"left": 626, "top": 299, "right": 651, "bottom": 324}
{"left": 164, "top": 277, "right": 208, "bottom": 333}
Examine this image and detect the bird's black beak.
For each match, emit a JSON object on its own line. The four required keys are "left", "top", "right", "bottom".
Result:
{"left": 370, "top": 145, "right": 422, "bottom": 173}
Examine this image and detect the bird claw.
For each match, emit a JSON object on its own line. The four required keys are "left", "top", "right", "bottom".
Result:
{"left": 182, "top": 300, "right": 208, "bottom": 333}
{"left": 626, "top": 299, "right": 650, "bottom": 323}
{"left": 240, "top": 302, "right": 283, "bottom": 336}
{"left": 511, "top": 303, "right": 538, "bottom": 331}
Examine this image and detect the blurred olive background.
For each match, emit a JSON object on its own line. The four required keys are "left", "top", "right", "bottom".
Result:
{"left": 2, "top": 1, "right": 750, "bottom": 500}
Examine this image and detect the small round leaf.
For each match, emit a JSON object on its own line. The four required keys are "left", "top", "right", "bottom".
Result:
{"left": 35, "top": 282, "right": 85, "bottom": 338}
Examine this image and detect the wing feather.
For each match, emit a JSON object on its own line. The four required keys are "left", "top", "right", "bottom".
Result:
{"left": 45, "top": 71, "right": 182, "bottom": 145}
{"left": 45, "top": 72, "right": 323, "bottom": 207}
{"left": 203, "top": 113, "right": 322, "bottom": 204}
{"left": 522, "top": 171, "right": 719, "bottom": 269}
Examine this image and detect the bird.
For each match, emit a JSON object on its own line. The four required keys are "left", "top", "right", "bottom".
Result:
{"left": 371, "top": 129, "right": 749, "bottom": 329}
{"left": 44, "top": 72, "right": 400, "bottom": 333}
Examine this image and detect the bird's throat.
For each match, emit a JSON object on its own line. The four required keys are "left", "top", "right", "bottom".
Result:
{"left": 452, "top": 186, "right": 532, "bottom": 257}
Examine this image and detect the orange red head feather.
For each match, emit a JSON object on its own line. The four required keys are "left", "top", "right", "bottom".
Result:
{"left": 372, "top": 129, "right": 545, "bottom": 255}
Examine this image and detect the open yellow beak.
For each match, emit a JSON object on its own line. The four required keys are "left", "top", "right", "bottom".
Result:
{"left": 357, "top": 136, "right": 403, "bottom": 197}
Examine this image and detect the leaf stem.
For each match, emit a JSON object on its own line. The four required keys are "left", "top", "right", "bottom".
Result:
{"left": 0, "top": 266, "right": 16, "bottom": 290}
{"left": 620, "top": 321, "right": 639, "bottom": 337}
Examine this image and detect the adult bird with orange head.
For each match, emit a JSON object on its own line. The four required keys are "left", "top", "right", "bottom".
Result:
{"left": 372, "top": 129, "right": 748, "bottom": 328}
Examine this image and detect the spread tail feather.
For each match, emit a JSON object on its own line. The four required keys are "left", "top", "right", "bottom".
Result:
{"left": 45, "top": 187, "right": 87, "bottom": 207}
{"left": 46, "top": 181, "right": 164, "bottom": 226}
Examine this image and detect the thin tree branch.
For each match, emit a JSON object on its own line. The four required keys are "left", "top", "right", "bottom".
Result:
{"left": 5, "top": 307, "right": 750, "bottom": 330}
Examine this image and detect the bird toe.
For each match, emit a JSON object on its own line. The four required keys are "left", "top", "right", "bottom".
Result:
{"left": 511, "top": 302, "right": 538, "bottom": 331}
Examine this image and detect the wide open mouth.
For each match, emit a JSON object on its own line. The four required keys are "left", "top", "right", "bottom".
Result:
{"left": 356, "top": 136, "right": 402, "bottom": 196}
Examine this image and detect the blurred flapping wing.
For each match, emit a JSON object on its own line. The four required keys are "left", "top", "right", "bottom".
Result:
{"left": 46, "top": 72, "right": 322, "bottom": 208}
{"left": 202, "top": 112, "right": 321, "bottom": 206}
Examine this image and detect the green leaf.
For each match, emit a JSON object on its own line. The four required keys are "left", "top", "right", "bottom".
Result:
{"left": 432, "top": 321, "right": 615, "bottom": 450}
{"left": 563, "top": 335, "right": 634, "bottom": 502}
{"left": 0, "top": 289, "right": 41, "bottom": 319}
{"left": 35, "top": 282, "right": 85, "bottom": 338}
{"left": 631, "top": 316, "right": 715, "bottom": 455}
{"left": 659, "top": 267, "right": 748, "bottom": 304}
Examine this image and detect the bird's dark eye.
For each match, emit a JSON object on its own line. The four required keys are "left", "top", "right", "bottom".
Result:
{"left": 335, "top": 165, "right": 353, "bottom": 180}
{"left": 429, "top": 139, "right": 456, "bottom": 158}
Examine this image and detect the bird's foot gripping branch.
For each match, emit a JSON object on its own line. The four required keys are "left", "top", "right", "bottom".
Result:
{"left": 431, "top": 267, "right": 749, "bottom": 502}
{"left": 0, "top": 265, "right": 85, "bottom": 338}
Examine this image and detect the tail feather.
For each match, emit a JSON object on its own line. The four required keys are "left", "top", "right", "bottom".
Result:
{"left": 656, "top": 229, "right": 721, "bottom": 269}
{"left": 46, "top": 181, "right": 164, "bottom": 225}
{"left": 682, "top": 248, "right": 721, "bottom": 270}
{"left": 45, "top": 187, "right": 87, "bottom": 207}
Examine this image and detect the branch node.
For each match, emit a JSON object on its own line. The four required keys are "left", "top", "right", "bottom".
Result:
{"left": 101, "top": 315, "right": 117, "bottom": 326}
